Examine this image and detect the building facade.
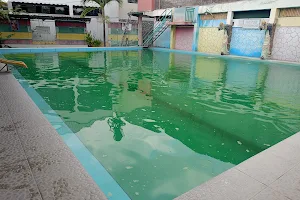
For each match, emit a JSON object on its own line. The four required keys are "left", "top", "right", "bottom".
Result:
{"left": 138, "top": 0, "right": 300, "bottom": 63}
{"left": 2, "top": 0, "right": 143, "bottom": 47}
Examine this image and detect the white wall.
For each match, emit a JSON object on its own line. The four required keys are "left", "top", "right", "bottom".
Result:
{"left": 119, "top": 1, "right": 138, "bottom": 20}
{"left": 30, "top": 19, "right": 56, "bottom": 41}
{"left": 86, "top": 18, "right": 108, "bottom": 41}
{"left": 198, "top": 0, "right": 300, "bottom": 14}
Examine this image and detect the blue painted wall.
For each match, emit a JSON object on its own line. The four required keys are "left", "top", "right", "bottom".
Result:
{"left": 154, "top": 27, "right": 171, "bottom": 48}
{"left": 230, "top": 28, "right": 265, "bottom": 58}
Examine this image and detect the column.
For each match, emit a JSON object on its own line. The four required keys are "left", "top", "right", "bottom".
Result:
{"left": 261, "top": 8, "right": 279, "bottom": 59}
{"left": 170, "top": 25, "right": 176, "bottom": 49}
{"left": 226, "top": 11, "right": 233, "bottom": 25}
{"left": 138, "top": 16, "right": 143, "bottom": 46}
{"left": 69, "top": 5, "right": 74, "bottom": 17}
{"left": 192, "top": 14, "right": 200, "bottom": 51}
{"left": 224, "top": 11, "right": 234, "bottom": 55}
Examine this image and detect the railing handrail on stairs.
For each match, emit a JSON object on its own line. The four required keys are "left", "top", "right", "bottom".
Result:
{"left": 142, "top": 9, "right": 172, "bottom": 47}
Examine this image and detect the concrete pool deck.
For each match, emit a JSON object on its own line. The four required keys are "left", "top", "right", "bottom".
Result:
{"left": 1, "top": 62, "right": 300, "bottom": 200}
{"left": 0, "top": 71, "right": 107, "bottom": 200}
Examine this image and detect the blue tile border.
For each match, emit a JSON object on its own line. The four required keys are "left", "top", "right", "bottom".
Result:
{"left": 0, "top": 46, "right": 143, "bottom": 54}
{"left": 1, "top": 52, "right": 130, "bottom": 200}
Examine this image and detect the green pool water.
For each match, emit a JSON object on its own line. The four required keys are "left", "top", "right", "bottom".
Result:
{"left": 7, "top": 50, "right": 300, "bottom": 199}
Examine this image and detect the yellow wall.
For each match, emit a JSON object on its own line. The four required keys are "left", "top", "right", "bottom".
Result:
{"left": 56, "top": 33, "right": 85, "bottom": 40}
{"left": 198, "top": 28, "right": 224, "bottom": 54}
{"left": 170, "top": 25, "right": 176, "bottom": 49}
{"left": 277, "top": 17, "right": 300, "bottom": 27}
{"left": 0, "top": 32, "right": 32, "bottom": 39}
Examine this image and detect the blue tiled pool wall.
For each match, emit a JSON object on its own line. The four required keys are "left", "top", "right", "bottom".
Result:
{"left": 0, "top": 51, "right": 131, "bottom": 200}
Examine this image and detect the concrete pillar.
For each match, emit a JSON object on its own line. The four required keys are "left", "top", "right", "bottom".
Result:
{"left": 138, "top": 16, "right": 143, "bottom": 46}
{"left": 69, "top": 5, "right": 74, "bottom": 17}
{"left": 7, "top": 1, "right": 13, "bottom": 11}
{"left": 170, "top": 8, "right": 176, "bottom": 49}
{"left": 226, "top": 11, "right": 234, "bottom": 25}
{"left": 192, "top": 14, "right": 200, "bottom": 51}
{"left": 269, "top": 8, "right": 279, "bottom": 24}
{"left": 261, "top": 8, "right": 279, "bottom": 59}
{"left": 170, "top": 25, "right": 176, "bottom": 49}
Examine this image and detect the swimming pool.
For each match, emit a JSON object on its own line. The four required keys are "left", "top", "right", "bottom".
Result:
{"left": 5, "top": 49, "right": 300, "bottom": 199}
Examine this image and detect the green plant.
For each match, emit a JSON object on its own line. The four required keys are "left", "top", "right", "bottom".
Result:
{"left": 92, "top": 39, "right": 101, "bottom": 47}
{"left": 81, "top": 0, "right": 123, "bottom": 47}
{"left": 85, "top": 32, "right": 102, "bottom": 47}
{"left": 0, "top": 0, "right": 23, "bottom": 20}
{"left": 85, "top": 32, "right": 93, "bottom": 46}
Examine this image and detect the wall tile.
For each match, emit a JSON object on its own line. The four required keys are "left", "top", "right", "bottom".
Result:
{"left": 198, "top": 28, "right": 225, "bottom": 54}
{"left": 175, "top": 27, "right": 194, "bottom": 51}
{"left": 271, "top": 27, "right": 300, "bottom": 63}
{"left": 230, "top": 28, "right": 265, "bottom": 58}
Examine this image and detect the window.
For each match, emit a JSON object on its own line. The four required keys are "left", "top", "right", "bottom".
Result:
{"left": 73, "top": 6, "right": 100, "bottom": 16}
{"left": 42, "top": 6, "right": 50, "bottom": 14}
{"left": 128, "top": 0, "right": 138, "bottom": 3}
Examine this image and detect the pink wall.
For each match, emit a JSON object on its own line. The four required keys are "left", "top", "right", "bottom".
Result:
{"left": 175, "top": 27, "right": 194, "bottom": 51}
{"left": 138, "top": 0, "right": 155, "bottom": 12}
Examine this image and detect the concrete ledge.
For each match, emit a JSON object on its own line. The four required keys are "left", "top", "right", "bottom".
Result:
{"left": 176, "top": 131, "right": 300, "bottom": 200}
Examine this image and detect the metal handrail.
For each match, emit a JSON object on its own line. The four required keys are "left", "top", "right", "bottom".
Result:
{"left": 142, "top": 9, "right": 172, "bottom": 46}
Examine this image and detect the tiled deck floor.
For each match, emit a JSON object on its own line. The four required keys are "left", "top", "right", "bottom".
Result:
{"left": 0, "top": 71, "right": 107, "bottom": 200}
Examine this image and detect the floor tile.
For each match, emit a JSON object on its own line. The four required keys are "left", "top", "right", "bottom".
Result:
{"left": 17, "top": 125, "right": 67, "bottom": 159}
{"left": 0, "top": 130, "right": 26, "bottom": 166}
{"left": 236, "top": 150, "right": 295, "bottom": 185}
{"left": 250, "top": 187, "right": 290, "bottom": 200}
{"left": 270, "top": 163, "right": 300, "bottom": 200}
{"left": 208, "top": 168, "right": 266, "bottom": 200}
{"left": 175, "top": 183, "right": 231, "bottom": 200}
{"left": 28, "top": 149, "right": 107, "bottom": 200}
{"left": 0, "top": 160, "right": 42, "bottom": 200}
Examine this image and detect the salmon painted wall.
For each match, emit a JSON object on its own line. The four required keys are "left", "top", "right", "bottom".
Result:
{"left": 138, "top": 0, "right": 155, "bottom": 12}
{"left": 175, "top": 27, "right": 194, "bottom": 51}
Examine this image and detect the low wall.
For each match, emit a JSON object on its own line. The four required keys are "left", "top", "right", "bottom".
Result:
{"left": 271, "top": 11, "right": 300, "bottom": 62}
